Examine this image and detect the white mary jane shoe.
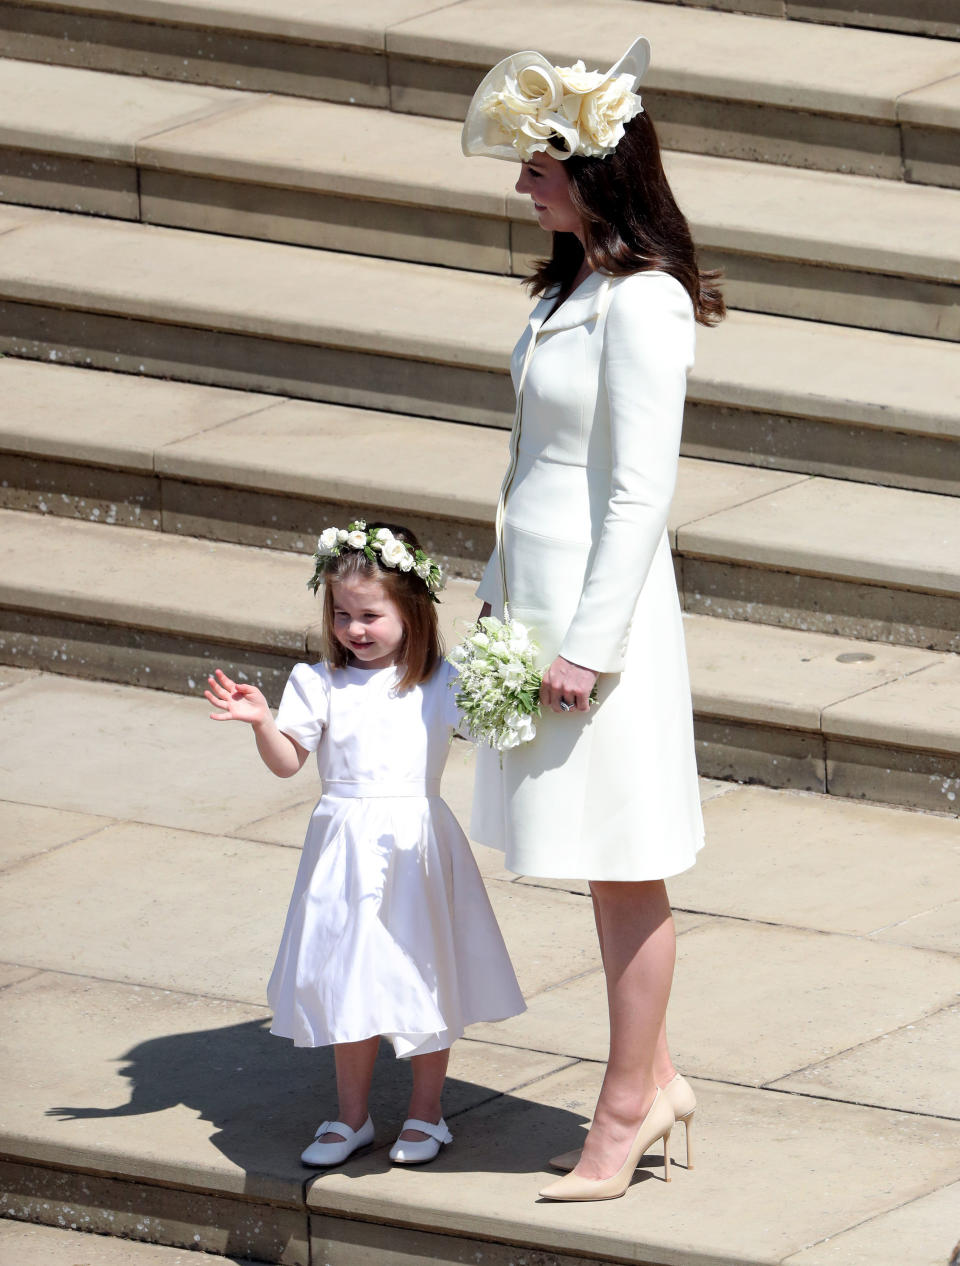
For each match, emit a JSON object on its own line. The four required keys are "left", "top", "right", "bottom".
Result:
{"left": 389, "top": 1118, "right": 453, "bottom": 1165}
{"left": 300, "top": 1116, "right": 374, "bottom": 1167}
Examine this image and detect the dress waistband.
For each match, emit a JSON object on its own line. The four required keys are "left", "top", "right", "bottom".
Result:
{"left": 322, "top": 779, "right": 442, "bottom": 799}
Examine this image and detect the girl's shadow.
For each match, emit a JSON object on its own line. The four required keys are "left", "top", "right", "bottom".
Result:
{"left": 46, "top": 1017, "right": 590, "bottom": 1193}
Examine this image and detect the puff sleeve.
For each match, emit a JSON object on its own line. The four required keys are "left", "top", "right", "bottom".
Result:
{"left": 275, "top": 662, "right": 330, "bottom": 752}
{"left": 558, "top": 273, "right": 694, "bottom": 674}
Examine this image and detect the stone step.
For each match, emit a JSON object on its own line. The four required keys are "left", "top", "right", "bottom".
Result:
{"left": 0, "top": 1219, "right": 270, "bottom": 1266}
{"left": 3, "top": 359, "right": 959, "bottom": 654}
{"left": 1, "top": 0, "right": 958, "bottom": 187}
{"left": 0, "top": 504, "right": 957, "bottom": 812}
{"left": 0, "top": 700, "right": 957, "bottom": 1266}
{"left": 639, "top": 0, "right": 959, "bottom": 41}
{"left": 0, "top": 209, "right": 956, "bottom": 496}
{"left": 3, "top": 61, "right": 959, "bottom": 342}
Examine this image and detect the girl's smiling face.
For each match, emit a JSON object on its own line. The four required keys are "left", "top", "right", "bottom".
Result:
{"left": 330, "top": 574, "right": 405, "bottom": 670}
{"left": 515, "top": 152, "right": 583, "bottom": 238}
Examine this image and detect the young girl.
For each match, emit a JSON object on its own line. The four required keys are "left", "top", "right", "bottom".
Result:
{"left": 206, "top": 520, "right": 525, "bottom": 1167}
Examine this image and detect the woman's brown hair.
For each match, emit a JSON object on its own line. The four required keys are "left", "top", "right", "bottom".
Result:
{"left": 320, "top": 522, "right": 442, "bottom": 692}
{"left": 527, "top": 111, "right": 724, "bottom": 327}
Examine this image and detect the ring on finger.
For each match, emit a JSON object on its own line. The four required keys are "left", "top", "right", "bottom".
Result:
{"left": 559, "top": 698, "right": 574, "bottom": 712}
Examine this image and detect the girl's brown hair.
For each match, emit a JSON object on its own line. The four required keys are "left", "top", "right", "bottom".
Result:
{"left": 320, "top": 522, "right": 442, "bottom": 691}
{"left": 527, "top": 111, "right": 725, "bottom": 327}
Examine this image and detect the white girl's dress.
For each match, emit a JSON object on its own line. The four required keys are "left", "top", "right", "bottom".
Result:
{"left": 267, "top": 659, "right": 525, "bottom": 1058}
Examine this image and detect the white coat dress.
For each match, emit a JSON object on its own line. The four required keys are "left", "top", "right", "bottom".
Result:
{"left": 471, "top": 268, "right": 704, "bottom": 882}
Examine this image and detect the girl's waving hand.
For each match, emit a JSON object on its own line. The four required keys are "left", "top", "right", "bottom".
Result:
{"left": 206, "top": 667, "right": 270, "bottom": 725}
{"left": 205, "top": 667, "right": 308, "bottom": 777}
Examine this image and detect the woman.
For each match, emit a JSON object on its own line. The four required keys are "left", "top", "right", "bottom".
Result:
{"left": 461, "top": 38, "right": 725, "bottom": 1201}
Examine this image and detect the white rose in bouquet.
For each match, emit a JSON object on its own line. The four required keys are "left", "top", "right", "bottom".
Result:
{"left": 318, "top": 526, "right": 339, "bottom": 553}
{"left": 498, "top": 660, "right": 525, "bottom": 689}
{"left": 346, "top": 529, "right": 368, "bottom": 549}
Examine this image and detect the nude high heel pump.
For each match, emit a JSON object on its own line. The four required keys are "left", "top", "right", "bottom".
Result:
{"left": 549, "top": 1073, "right": 696, "bottom": 1173}
{"left": 538, "top": 1089, "right": 674, "bottom": 1202}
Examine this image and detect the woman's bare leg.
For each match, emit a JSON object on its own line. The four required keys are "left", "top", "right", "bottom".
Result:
{"left": 574, "top": 879, "right": 675, "bottom": 1180}
{"left": 590, "top": 888, "right": 678, "bottom": 1106}
{"left": 317, "top": 1036, "right": 380, "bottom": 1142}
{"left": 400, "top": 1047, "right": 450, "bottom": 1142}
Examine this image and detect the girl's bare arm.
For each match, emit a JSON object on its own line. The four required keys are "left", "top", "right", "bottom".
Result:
{"left": 205, "top": 668, "right": 309, "bottom": 778}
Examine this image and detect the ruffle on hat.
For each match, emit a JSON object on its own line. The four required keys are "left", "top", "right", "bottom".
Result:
{"left": 461, "top": 37, "right": 650, "bottom": 163}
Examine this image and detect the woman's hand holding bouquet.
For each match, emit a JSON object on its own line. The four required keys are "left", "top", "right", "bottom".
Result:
{"left": 450, "top": 615, "right": 596, "bottom": 751}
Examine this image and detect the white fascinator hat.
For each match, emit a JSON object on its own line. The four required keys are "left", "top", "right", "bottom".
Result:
{"left": 461, "top": 37, "right": 651, "bottom": 163}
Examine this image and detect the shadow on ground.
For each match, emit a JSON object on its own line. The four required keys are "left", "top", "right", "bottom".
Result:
{"left": 45, "top": 1017, "right": 583, "bottom": 1181}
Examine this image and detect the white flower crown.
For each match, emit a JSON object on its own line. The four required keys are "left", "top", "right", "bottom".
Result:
{"left": 308, "top": 519, "right": 444, "bottom": 602}
{"left": 461, "top": 38, "right": 650, "bottom": 163}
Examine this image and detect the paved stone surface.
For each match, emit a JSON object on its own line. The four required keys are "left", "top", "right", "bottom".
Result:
{"left": 470, "top": 917, "right": 960, "bottom": 1087}
{"left": 773, "top": 1003, "right": 960, "bottom": 1118}
{"left": 669, "top": 460, "right": 808, "bottom": 542}
{"left": 26, "top": 0, "right": 460, "bottom": 47}
{"left": 0, "top": 212, "right": 525, "bottom": 370}
{"left": 0, "top": 970, "right": 567, "bottom": 1202}
{"left": 899, "top": 69, "right": 960, "bottom": 129}
{"left": 387, "top": 0, "right": 960, "bottom": 120}
{"left": 679, "top": 475, "right": 960, "bottom": 595}
{"left": 0, "top": 57, "right": 249, "bottom": 162}
{"left": 310, "top": 1068, "right": 960, "bottom": 1266}
{"left": 0, "top": 665, "right": 36, "bottom": 691}
{"left": 155, "top": 397, "right": 508, "bottom": 521}
{"left": 0, "top": 822, "right": 302, "bottom": 1004}
{"left": 0, "top": 672, "right": 957, "bottom": 1264}
{"left": 0, "top": 676, "right": 311, "bottom": 833}
{"left": 0, "top": 1217, "right": 266, "bottom": 1265}
{"left": 670, "top": 785, "right": 960, "bottom": 937}
{"left": 0, "top": 213, "right": 956, "bottom": 446}
{"left": 0, "top": 801, "right": 112, "bottom": 871}
{"left": 782, "top": 1181, "right": 960, "bottom": 1265}
{"left": 823, "top": 656, "right": 960, "bottom": 757}
{"left": 0, "top": 357, "right": 277, "bottom": 469}
{"left": 1, "top": 507, "right": 956, "bottom": 808}
{"left": 138, "top": 92, "right": 514, "bottom": 215}
{"left": 873, "top": 897, "right": 960, "bottom": 955}
{"left": 683, "top": 613, "right": 941, "bottom": 731}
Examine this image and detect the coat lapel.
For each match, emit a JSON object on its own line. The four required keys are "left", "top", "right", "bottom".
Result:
{"left": 539, "top": 272, "right": 612, "bottom": 335}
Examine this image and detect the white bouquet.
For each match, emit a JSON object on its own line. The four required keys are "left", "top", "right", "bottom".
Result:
{"left": 448, "top": 615, "right": 542, "bottom": 751}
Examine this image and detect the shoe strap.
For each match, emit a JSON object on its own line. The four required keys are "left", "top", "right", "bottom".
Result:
{"left": 315, "top": 1119, "right": 354, "bottom": 1140}
{"left": 401, "top": 1118, "right": 452, "bottom": 1144}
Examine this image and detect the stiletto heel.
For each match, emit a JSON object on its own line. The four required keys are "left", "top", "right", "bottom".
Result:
{"left": 539, "top": 1089, "right": 674, "bottom": 1202}
{"left": 663, "top": 1123, "right": 671, "bottom": 1182}
{"left": 664, "top": 1072, "right": 695, "bottom": 1170}
{"left": 678, "top": 1110, "right": 694, "bottom": 1169}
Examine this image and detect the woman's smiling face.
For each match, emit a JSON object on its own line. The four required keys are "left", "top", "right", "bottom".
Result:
{"left": 515, "top": 152, "right": 583, "bottom": 238}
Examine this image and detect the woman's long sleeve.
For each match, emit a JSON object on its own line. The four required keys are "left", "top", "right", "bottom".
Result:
{"left": 557, "top": 273, "right": 694, "bottom": 674}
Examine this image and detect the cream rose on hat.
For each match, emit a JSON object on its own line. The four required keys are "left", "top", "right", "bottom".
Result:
{"left": 462, "top": 37, "right": 650, "bottom": 163}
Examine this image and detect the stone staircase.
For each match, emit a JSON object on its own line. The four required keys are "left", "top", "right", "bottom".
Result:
{"left": 2, "top": 1, "right": 959, "bottom": 816}
{"left": 1, "top": 4, "right": 959, "bottom": 1264}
